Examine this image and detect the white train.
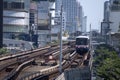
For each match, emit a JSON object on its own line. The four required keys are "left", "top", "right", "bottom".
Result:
{"left": 75, "top": 36, "right": 90, "bottom": 55}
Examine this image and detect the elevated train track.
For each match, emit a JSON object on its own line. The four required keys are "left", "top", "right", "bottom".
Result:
{"left": 0, "top": 46, "right": 51, "bottom": 80}
{"left": 17, "top": 46, "right": 70, "bottom": 80}
{"left": 0, "top": 40, "right": 90, "bottom": 80}
{"left": 0, "top": 42, "right": 72, "bottom": 80}
{"left": 19, "top": 51, "right": 90, "bottom": 80}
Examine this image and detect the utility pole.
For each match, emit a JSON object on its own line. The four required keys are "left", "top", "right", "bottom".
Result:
{"left": 0, "top": 0, "right": 3, "bottom": 48}
{"left": 59, "top": 3, "right": 63, "bottom": 74}
{"left": 90, "top": 24, "right": 92, "bottom": 50}
{"left": 90, "top": 24, "right": 92, "bottom": 59}
{"left": 90, "top": 24, "right": 93, "bottom": 80}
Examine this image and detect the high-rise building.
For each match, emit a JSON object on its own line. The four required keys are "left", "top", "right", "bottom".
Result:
{"left": 109, "top": 0, "right": 120, "bottom": 32}
{"left": 104, "top": 1, "right": 110, "bottom": 21}
{"left": 82, "top": 16, "right": 87, "bottom": 33}
{"left": 101, "top": 0, "right": 120, "bottom": 46}
{"left": 55, "top": 0, "right": 84, "bottom": 37}
{"left": 35, "top": 0, "right": 51, "bottom": 47}
{"left": 31, "top": 0, "right": 55, "bottom": 47}
{"left": 55, "top": 0, "right": 62, "bottom": 12}
{"left": 101, "top": 1, "right": 110, "bottom": 36}
{"left": 77, "top": 2, "right": 83, "bottom": 32}
{"left": 3, "top": 0, "right": 30, "bottom": 39}
{"left": 62, "top": 0, "right": 78, "bottom": 35}
{"left": 102, "top": 0, "right": 120, "bottom": 33}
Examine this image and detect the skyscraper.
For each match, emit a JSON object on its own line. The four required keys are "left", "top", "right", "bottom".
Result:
{"left": 55, "top": 0, "right": 62, "bottom": 12}
{"left": 77, "top": 2, "right": 83, "bottom": 32}
{"left": 82, "top": 16, "right": 87, "bottom": 32}
{"left": 55, "top": 0, "right": 83, "bottom": 36}
{"left": 62, "top": 0, "right": 78, "bottom": 35}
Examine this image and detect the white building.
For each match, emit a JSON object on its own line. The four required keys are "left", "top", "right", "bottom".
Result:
{"left": 101, "top": 0, "right": 120, "bottom": 47}
{"left": 49, "top": 1, "right": 55, "bottom": 26}
{"left": 76, "top": 2, "right": 83, "bottom": 32}
{"left": 82, "top": 16, "right": 87, "bottom": 33}
{"left": 109, "top": 11, "right": 120, "bottom": 32}
{"left": 55, "top": 0, "right": 84, "bottom": 37}
{"left": 101, "top": 1, "right": 110, "bottom": 36}
{"left": 109, "top": 0, "right": 120, "bottom": 33}
{"left": 3, "top": 0, "right": 30, "bottom": 39}
{"left": 51, "top": 11, "right": 66, "bottom": 41}
{"left": 62, "top": 0, "right": 78, "bottom": 35}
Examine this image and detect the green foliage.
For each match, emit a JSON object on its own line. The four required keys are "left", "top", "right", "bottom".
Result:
{"left": 94, "top": 45, "right": 120, "bottom": 80}
{"left": 0, "top": 48, "right": 8, "bottom": 55}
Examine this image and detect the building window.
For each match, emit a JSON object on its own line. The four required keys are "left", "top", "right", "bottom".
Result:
{"left": 9, "top": 44, "right": 13, "bottom": 47}
{"left": 30, "top": 13, "right": 35, "bottom": 25}
{"left": 4, "top": 1, "right": 8, "bottom": 9}
{"left": 15, "top": 44, "right": 19, "bottom": 47}
{"left": 11, "top": 2, "right": 24, "bottom": 9}
{"left": 30, "top": 13, "right": 35, "bottom": 18}
{"left": 30, "top": 20, "right": 34, "bottom": 24}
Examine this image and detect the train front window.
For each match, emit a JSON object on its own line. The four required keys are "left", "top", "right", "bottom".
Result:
{"left": 76, "top": 38, "right": 88, "bottom": 45}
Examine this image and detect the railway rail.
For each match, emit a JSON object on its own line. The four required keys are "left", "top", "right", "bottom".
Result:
{"left": 30, "top": 52, "right": 90, "bottom": 80}
{"left": 19, "top": 51, "right": 78, "bottom": 80}
{"left": 0, "top": 46, "right": 51, "bottom": 80}
{"left": 0, "top": 42, "right": 73, "bottom": 80}
{"left": 16, "top": 46, "right": 70, "bottom": 80}
{"left": 0, "top": 47, "right": 50, "bottom": 79}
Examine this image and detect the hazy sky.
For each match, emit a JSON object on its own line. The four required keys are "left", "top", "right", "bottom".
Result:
{"left": 78, "top": 0, "right": 108, "bottom": 31}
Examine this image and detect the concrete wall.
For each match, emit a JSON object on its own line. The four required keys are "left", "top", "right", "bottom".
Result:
{"left": 56, "top": 67, "right": 91, "bottom": 80}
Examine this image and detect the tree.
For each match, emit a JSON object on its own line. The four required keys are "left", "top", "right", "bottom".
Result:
{"left": 94, "top": 45, "right": 120, "bottom": 80}
{"left": 0, "top": 48, "right": 8, "bottom": 55}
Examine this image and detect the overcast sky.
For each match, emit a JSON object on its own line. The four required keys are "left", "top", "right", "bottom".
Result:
{"left": 78, "top": 0, "right": 109, "bottom": 31}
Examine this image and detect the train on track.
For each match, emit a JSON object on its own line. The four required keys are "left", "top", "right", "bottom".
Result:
{"left": 75, "top": 35, "right": 90, "bottom": 55}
